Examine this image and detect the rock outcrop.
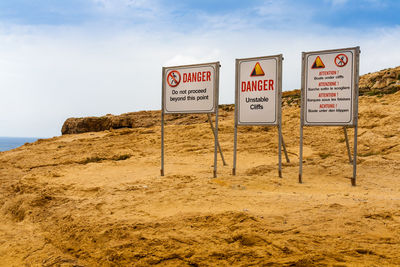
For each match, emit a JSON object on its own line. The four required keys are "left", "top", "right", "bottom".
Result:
{"left": 61, "top": 111, "right": 159, "bottom": 135}
{"left": 61, "top": 66, "right": 400, "bottom": 135}
{"left": 359, "top": 66, "right": 400, "bottom": 95}
{"left": 61, "top": 106, "right": 234, "bottom": 135}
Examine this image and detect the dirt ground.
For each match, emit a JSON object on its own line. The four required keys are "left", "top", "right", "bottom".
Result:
{"left": 1, "top": 91, "right": 400, "bottom": 266}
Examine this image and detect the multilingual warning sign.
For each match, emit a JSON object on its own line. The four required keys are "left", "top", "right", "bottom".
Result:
{"left": 236, "top": 55, "right": 281, "bottom": 125}
{"left": 163, "top": 62, "right": 219, "bottom": 114}
{"left": 302, "top": 47, "right": 359, "bottom": 126}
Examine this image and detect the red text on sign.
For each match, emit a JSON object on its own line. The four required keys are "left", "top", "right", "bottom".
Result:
{"left": 241, "top": 80, "right": 274, "bottom": 92}
{"left": 319, "top": 71, "right": 337, "bottom": 76}
{"left": 319, "top": 82, "right": 337, "bottom": 86}
{"left": 319, "top": 93, "right": 337, "bottom": 97}
{"left": 320, "top": 104, "right": 335, "bottom": 108}
{"left": 183, "top": 71, "right": 211, "bottom": 83}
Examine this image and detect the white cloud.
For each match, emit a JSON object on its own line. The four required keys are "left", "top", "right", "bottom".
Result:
{"left": 89, "top": 0, "right": 168, "bottom": 22}
{"left": 0, "top": 5, "right": 399, "bottom": 137}
{"left": 164, "top": 49, "right": 222, "bottom": 67}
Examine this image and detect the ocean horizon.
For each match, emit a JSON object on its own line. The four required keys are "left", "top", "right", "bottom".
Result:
{"left": 0, "top": 137, "right": 41, "bottom": 152}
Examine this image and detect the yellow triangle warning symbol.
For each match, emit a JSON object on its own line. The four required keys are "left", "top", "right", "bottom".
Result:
{"left": 312, "top": 56, "right": 325, "bottom": 69}
{"left": 250, "top": 62, "right": 265, "bottom": 76}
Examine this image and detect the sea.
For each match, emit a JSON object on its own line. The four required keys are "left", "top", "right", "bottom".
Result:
{"left": 0, "top": 137, "right": 41, "bottom": 152}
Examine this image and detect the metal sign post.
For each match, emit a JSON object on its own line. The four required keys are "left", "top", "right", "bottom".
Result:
{"left": 343, "top": 127, "right": 352, "bottom": 163}
{"left": 207, "top": 114, "right": 227, "bottom": 166}
{"left": 232, "top": 54, "right": 289, "bottom": 177}
{"left": 161, "top": 62, "right": 224, "bottom": 178}
{"left": 299, "top": 47, "right": 360, "bottom": 186}
{"left": 282, "top": 136, "right": 290, "bottom": 163}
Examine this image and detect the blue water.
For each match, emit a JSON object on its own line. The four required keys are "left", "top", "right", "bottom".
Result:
{"left": 0, "top": 137, "right": 40, "bottom": 152}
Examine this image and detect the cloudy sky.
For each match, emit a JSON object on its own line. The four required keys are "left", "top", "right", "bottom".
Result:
{"left": 0, "top": 0, "right": 399, "bottom": 137}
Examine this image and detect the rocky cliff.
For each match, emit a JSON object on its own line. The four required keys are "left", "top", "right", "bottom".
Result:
{"left": 62, "top": 111, "right": 159, "bottom": 135}
{"left": 61, "top": 66, "right": 400, "bottom": 135}
{"left": 61, "top": 106, "right": 234, "bottom": 135}
{"left": 359, "top": 66, "right": 400, "bottom": 95}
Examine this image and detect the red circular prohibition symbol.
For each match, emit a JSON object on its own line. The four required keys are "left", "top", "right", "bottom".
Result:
{"left": 167, "top": 70, "right": 181, "bottom": 87}
{"left": 335, "top": 54, "right": 348, "bottom": 67}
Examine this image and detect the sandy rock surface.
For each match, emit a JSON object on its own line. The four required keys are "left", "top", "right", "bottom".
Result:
{"left": 1, "top": 91, "right": 400, "bottom": 266}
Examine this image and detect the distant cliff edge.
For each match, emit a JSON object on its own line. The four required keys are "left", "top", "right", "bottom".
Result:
{"left": 61, "top": 66, "right": 400, "bottom": 135}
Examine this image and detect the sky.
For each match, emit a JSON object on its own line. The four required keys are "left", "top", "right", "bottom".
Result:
{"left": 0, "top": 0, "right": 399, "bottom": 137}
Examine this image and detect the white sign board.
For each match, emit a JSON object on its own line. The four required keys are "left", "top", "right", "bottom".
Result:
{"left": 163, "top": 62, "right": 219, "bottom": 114}
{"left": 236, "top": 55, "right": 281, "bottom": 125}
{"left": 303, "top": 47, "right": 359, "bottom": 126}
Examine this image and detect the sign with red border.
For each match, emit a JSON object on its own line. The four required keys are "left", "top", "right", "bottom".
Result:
{"left": 335, "top": 54, "right": 348, "bottom": 67}
{"left": 167, "top": 70, "right": 181, "bottom": 87}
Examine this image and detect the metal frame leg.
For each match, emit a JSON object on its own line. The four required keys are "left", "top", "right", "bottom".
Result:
{"left": 213, "top": 111, "right": 219, "bottom": 178}
{"left": 299, "top": 52, "right": 305, "bottom": 184}
{"left": 299, "top": 122, "right": 304, "bottom": 183}
{"left": 232, "top": 122, "right": 238, "bottom": 175}
{"left": 161, "top": 111, "right": 165, "bottom": 176}
{"left": 208, "top": 114, "right": 227, "bottom": 166}
{"left": 352, "top": 124, "right": 358, "bottom": 186}
{"left": 278, "top": 125, "right": 282, "bottom": 178}
{"left": 343, "top": 127, "right": 353, "bottom": 164}
{"left": 282, "top": 135, "right": 290, "bottom": 163}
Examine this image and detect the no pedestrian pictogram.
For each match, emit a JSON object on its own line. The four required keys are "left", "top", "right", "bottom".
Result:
{"left": 335, "top": 54, "right": 348, "bottom": 67}
{"left": 167, "top": 70, "right": 181, "bottom": 87}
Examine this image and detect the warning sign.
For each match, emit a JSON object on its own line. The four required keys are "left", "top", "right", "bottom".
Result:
{"left": 167, "top": 70, "right": 181, "bottom": 87}
{"left": 236, "top": 55, "right": 281, "bottom": 125}
{"left": 335, "top": 54, "right": 348, "bottom": 67}
{"left": 163, "top": 62, "right": 219, "bottom": 114}
{"left": 302, "top": 47, "right": 359, "bottom": 126}
{"left": 312, "top": 56, "right": 325, "bottom": 69}
{"left": 251, "top": 62, "right": 265, "bottom": 76}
